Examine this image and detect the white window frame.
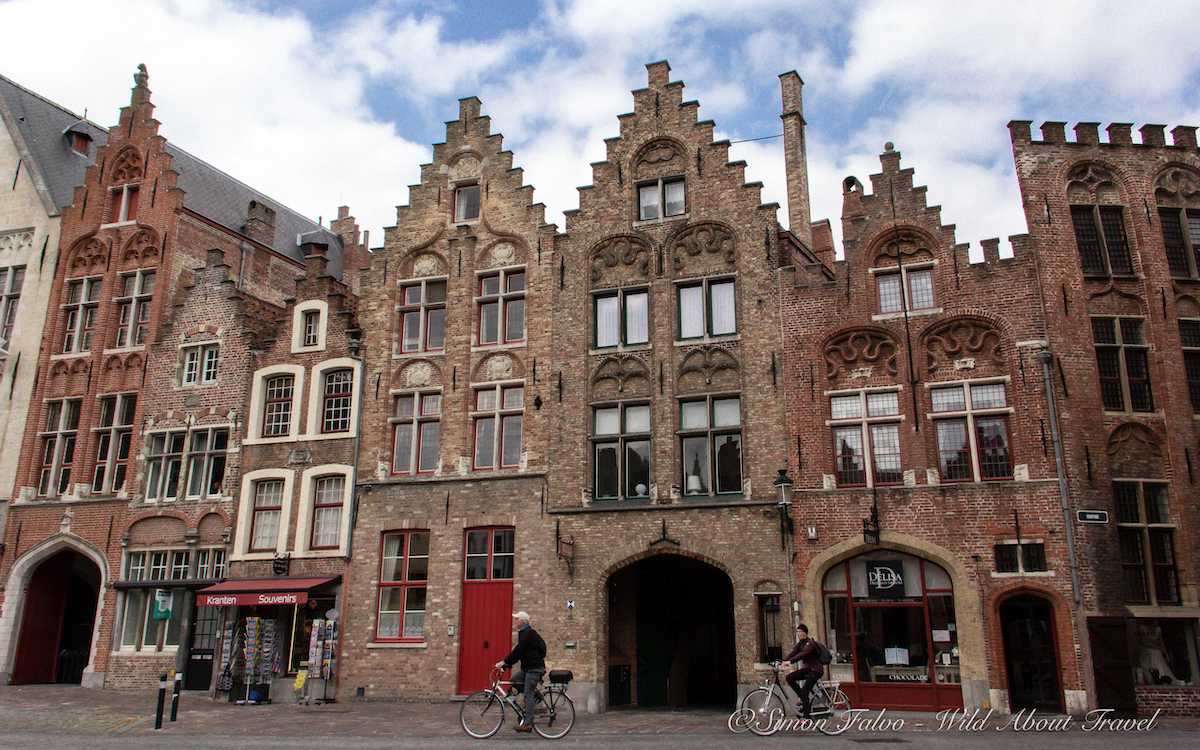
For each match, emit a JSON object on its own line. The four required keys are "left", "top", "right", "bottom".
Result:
{"left": 475, "top": 266, "right": 526, "bottom": 347}
{"left": 453, "top": 182, "right": 481, "bottom": 223}
{"left": 37, "top": 397, "right": 81, "bottom": 497}
{"left": 181, "top": 342, "right": 219, "bottom": 386}
{"left": 471, "top": 380, "right": 525, "bottom": 470}
{"left": 304, "top": 358, "right": 361, "bottom": 439}
{"left": 825, "top": 386, "right": 905, "bottom": 489}
{"left": 91, "top": 393, "right": 137, "bottom": 495}
{"left": 233, "top": 468, "right": 295, "bottom": 560}
{"left": 112, "top": 268, "right": 155, "bottom": 349}
{"left": 0, "top": 264, "right": 25, "bottom": 361}
{"left": 925, "top": 377, "right": 1014, "bottom": 483}
{"left": 396, "top": 277, "right": 448, "bottom": 354}
{"left": 869, "top": 262, "right": 938, "bottom": 318}
{"left": 59, "top": 276, "right": 101, "bottom": 354}
{"left": 636, "top": 176, "right": 686, "bottom": 222}
{"left": 294, "top": 464, "right": 354, "bottom": 556}
{"left": 291, "top": 299, "right": 328, "bottom": 353}
{"left": 390, "top": 390, "right": 443, "bottom": 475}
{"left": 103, "top": 183, "right": 141, "bottom": 228}
{"left": 245, "top": 364, "right": 306, "bottom": 445}
{"left": 592, "top": 286, "right": 650, "bottom": 350}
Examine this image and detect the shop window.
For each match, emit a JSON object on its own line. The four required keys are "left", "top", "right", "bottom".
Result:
{"left": 0, "top": 265, "right": 24, "bottom": 374}
{"left": 593, "top": 288, "right": 649, "bottom": 348}
{"left": 119, "top": 547, "right": 218, "bottom": 652}
{"left": 91, "top": 393, "right": 136, "bottom": 494}
{"left": 993, "top": 541, "right": 1047, "bottom": 573}
{"left": 261, "top": 374, "right": 295, "bottom": 437}
{"left": 637, "top": 177, "right": 685, "bottom": 221}
{"left": 592, "top": 402, "right": 651, "bottom": 500}
{"left": 756, "top": 593, "right": 784, "bottom": 663}
{"left": 477, "top": 269, "right": 525, "bottom": 346}
{"left": 392, "top": 391, "right": 441, "bottom": 474}
{"left": 930, "top": 381, "right": 1012, "bottom": 482}
{"left": 464, "top": 527, "right": 515, "bottom": 580}
{"left": 184, "top": 427, "right": 229, "bottom": 499}
{"left": 679, "top": 395, "right": 742, "bottom": 496}
{"left": 1115, "top": 481, "right": 1179, "bottom": 605}
{"left": 677, "top": 277, "right": 735, "bottom": 339}
{"left": 249, "top": 479, "right": 285, "bottom": 552}
{"left": 875, "top": 266, "right": 935, "bottom": 314}
{"left": 1181, "top": 319, "right": 1200, "bottom": 412}
{"left": 376, "top": 530, "right": 429, "bottom": 641}
{"left": 108, "top": 184, "right": 140, "bottom": 224}
{"left": 1134, "top": 619, "right": 1199, "bottom": 686}
{"left": 454, "top": 184, "right": 480, "bottom": 222}
{"left": 829, "top": 389, "right": 902, "bottom": 487}
{"left": 59, "top": 276, "right": 100, "bottom": 353}
{"left": 398, "top": 278, "right": 447, "bottom": 352}
{"left": 181, "top": 343, "right": 219, "bottom": 386}
{"left": 1071, "top": 204, "right": 1133, "bottom": 277}
{"left": 37, "top": 398, "right": 80, "bottom": 496}
{"left": 1093, "top": 317, "right": 1153, "bottom": 412}
{"left": 321, "top": 368, "right": 354, "bottom": 433}
{"left": 472, "top": 384, "right": 523, "bottom": 470}
{"left": 114, "top": 269, "right": 155, "bottom": 348}
{"left": 1158, "top": 207, "right": 1200, "bottom": 279}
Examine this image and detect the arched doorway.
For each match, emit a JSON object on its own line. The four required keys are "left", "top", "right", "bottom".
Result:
{"left": 12, "top": 549, "right": 100, "bottom": 684}
{"left": 606, "top": 554, "right": 735, "bottom": 708}
{"left": 821, "top": 549, "right": 963, "bottom": 711}
{"left": 1000, "top": 595, "right": 1062, "bottom": 712}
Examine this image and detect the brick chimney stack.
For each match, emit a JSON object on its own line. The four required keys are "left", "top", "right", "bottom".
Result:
{"left": 243, "top": 200, "right": 277, "bottom": 246}
{"left": 301, "top": 241, "right": 330, "bottom": 278}
{"left": 779, "top": 71, "right": 813, "bottom": 248}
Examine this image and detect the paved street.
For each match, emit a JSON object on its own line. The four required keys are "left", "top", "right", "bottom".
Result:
{"left": 0, "top": 685, "right": 1196, "bottom": 749}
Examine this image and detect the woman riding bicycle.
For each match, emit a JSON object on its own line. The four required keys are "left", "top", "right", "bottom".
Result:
{"left": 783, "top": 623, "right": 823, "bottom": 718}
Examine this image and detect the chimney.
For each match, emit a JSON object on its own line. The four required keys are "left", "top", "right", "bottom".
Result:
{"left": 243, "top": 200, "right": 277, "bottom": 246}
{"left": 302, "top": 241, "right": 330, "bottom": 278}
{"left": 779, "top": 71, "right": 812, "bottom": 247}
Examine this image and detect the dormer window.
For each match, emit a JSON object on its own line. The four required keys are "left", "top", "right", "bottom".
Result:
{"left": 876, "top": 266, "right": 934, "bottom": 314}
{"left": 110, "top": 184, "right": 140, "bottom": 224}
{"left": 69, "top": 131, "right": 92, "bottom": 156}
{"left": 454, "top": 184, "right": 480, "bottom": 222}
{"left": 638, "top": 177, "right": 685, "bottom": 221}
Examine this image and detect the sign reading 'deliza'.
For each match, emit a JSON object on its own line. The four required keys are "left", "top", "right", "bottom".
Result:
{"left": 196, "top": 591, "right": 309, "bottom": 607}
{"left": 867, "top": 560, "right": 905, "bottom": 599}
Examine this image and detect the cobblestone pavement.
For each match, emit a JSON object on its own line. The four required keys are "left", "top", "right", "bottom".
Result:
{"left": 0, "top": 685, "right": 1197, "bottom": 749}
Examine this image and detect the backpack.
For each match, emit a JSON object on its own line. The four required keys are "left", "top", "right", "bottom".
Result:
{"left": 814, "top": 640, "right": 833, "bottom": 666}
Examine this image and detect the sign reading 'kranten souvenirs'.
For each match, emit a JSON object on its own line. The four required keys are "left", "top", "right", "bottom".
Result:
{"left": 196, "top": 591, "right": 309, "bottom": 607}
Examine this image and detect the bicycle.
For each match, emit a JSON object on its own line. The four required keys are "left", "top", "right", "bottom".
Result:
{"left": 737, "top": 660, "right": 851, "bottom": 736}
{"left": 460, "top": 666, "right": 576, "bottom": 740}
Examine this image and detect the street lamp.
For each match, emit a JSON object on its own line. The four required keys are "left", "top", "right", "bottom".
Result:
{"left": 773, "top": 469, "right": 795, "bottom": 549}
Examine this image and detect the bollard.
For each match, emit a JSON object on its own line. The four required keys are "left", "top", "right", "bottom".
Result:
{"left": 154, "top": 672, "right": 167, "bottom": 730}
{"left": 170, "top": 671, "right": 182, "bottom": 722}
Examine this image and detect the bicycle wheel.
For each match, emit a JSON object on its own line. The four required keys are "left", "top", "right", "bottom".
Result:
{"left": 815, "top": 687, "right": 852, "bottom": 736}
{"left": 740, "top": 687, "right": 786, "bottom": 736}
{"left": 460, "top": 690, "right": 505, "bottom": 739}
{"left": 533, "top": 689, "right": 575, "bottom": 739}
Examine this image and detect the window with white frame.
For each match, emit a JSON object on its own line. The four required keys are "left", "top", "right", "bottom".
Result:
{"left": 302, "top": 309, "right": 320, "bottom": 348}
{"left": 261, "top": 374, "right": 295, "bottom": 437}
{"left": 1183, "top": 319, "right": 1200, "bottom": 413}
{"left": 477, "top": 269, "right": 525, "bottom": 346}
{"left": 593, "top": 288, "right": 649, "bottom": 348}
{"left": 321, "top": 369, "right": 354, "bottom": 433}
{"left": 145, "top": 431, "right": 186, "bottom": 502}
{"left": 60, "top": 277, "right": 100, "bottom": 353}
{"left": 193, "top": 547, "right": 226, "bottom": 579}
{"left": 930, "top": 381, "right": 1013, "bottom": 482}
{"left": 0, "top": 265, "right": 24, "bottom": 373}
{"left": 875, "top": 265, "right": 935, "bottom": 314}
{"left": 182, "top": 343, "right": 219, "bottom": 386}
{"left": 638, "top": 177, "right": 685, "bottom": 221}
{"left": 398, "top": 278, "right": 446, "bottom": 352}
{"left": 114, "top": 269, "right": 154, "bottom": 347}
{"left": 592, "top": 403, "right": 651, "bottom": 500}
{"left": 119, "top": 547, "right": 221, "bottom": 652}
{"left": 108, "top": 183, "right": 140, "bottom": 224}
{"left": 392, "top": 391, "right": 441, "bottom": 474}
{"left": 310, "top": 475, "right": 344, "bottom": 549}
{"left": 472, "top": 383, "right": 523, "bottom": 470}
{"left": 91, "top": 393, "right": 136, "bottom": 494}
{"left": 184, "top": 427, "right": 229, "bottom": 499}
{"left": 454, "top": 183, "right": 480, "bottom": 222}
{"left": 1093, "top": 316, "right": 1153, "bottom": 413}
{"left": 376, "top": 530, "right": 429, "bottom": 640}
{"left": 38, "top": 398, "right": 81, "bottom": 496}
{"left": 677, "top": 277, "right": 736, "bottom": 339}
{"left": 249, "top": 479, "right": 284, "bottom": 552}
{"left": 679, "top": 395, "right": 743, "bottom": 496}
{"left": 829, "top": 389, "right": 902, "bottom": 488}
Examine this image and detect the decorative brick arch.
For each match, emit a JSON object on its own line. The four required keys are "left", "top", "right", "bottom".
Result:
{"left": 631, "top": 136, "right": 687, "bottom": 179}
{"left": 1153, "top": 163, "right": 1200, "bottom": 208}
{"left": 1107, "top": 421, "right": 1166, "bottom": 479}
{"left": 866, "top": 224, "right": 940, "bottom": 267}
{"left": 1062, "top": 159, "right": 1132, "bottom": 205}
{"left": 920, "top": 315, "right": 1005, "bottom": 375}
{"left": 821, "top": 325, "right": 899, "bottom": 381}
{"left": 589, "top": 234, "right": 651, "bottom": 287}
{"left": 108, "top": 145, "right": 144, "bottom": 183}
{"left": 984, "top": 582, "right": 1078, "bottom": 713}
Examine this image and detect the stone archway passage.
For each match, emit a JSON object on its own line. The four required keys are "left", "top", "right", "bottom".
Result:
{"left": 11, "top": 549, "right": 101, "bottom": 684}
{"left": 606, "top": 554, "right": 736, "bottom": 708}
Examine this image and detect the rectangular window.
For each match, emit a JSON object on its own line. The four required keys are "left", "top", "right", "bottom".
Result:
{"left": 993, "top": 542, "right": 1047, "bottom": 573}
{"left": 310, "top": 475, "right": 344, "bottom": 549}
{"left": 637, "top": 177, "right": 685, "bottom": 221}
{"left": 110, "top": 184, "right": 140, "bottom": 223}
{"left": 321, "top": 368, "right": 354, "bottom": 433}
{"left": 37, "top": 398, "right": 81, "bottom": 496}
{"left": 472, "top": 384, "right": 523, "bottom": 470}
{"left": 679, "top": 395, "right": 742, "bottom": 496}
{"left": 875, "top": 265, "right": 935, "bottom": 313}
{"left": 1182, "top": 319, "right": 1200, "bottom": 413}
{"left": 593, "top": 288, "right": 649, "bottom": 348}
{"left": 60, "top": 277, "right": 100, "bottom": 353}
{"left": 114, "top": 269, "right": 154, "bottom": 348}
{"left": 91, "top": 393, "right": 137, "bottom": 494}
{"left": 756, "top": 594, "right": 784, "bottom": 663}
{"left": 261, "top": 374, "right": 295, "bottom": 437}
{"left": 463, "top": 527, "right": 515, "bottom": 581}
{"left": 181, "top": 343, "right": 219, "bottom": 385}
{"left": 1132, "top": 619, "right": 1200, "bottom": 686}
{"left": 0, "top": 265, "right": 24, "bottom": 374}
{"left": 398, "top": 278, "right": 447, "bottom": 352}
{"left": 118, "top": 547, "right": 221, "bottom": 652}
{"left": 930, "top": 381, "right": 1012, "bottom": 482}
{"left": 250, "top": 479, "right": 284, "bottom": 552}
{"left": 1071, "top": 204, "right": 1133, "bottom": 276}
{"left": 377, "top": 530, "right": 430, "bottom": 640}
{"left": 477, "top": 268, "right": 525, "bottom": 345}
{"left": 592, "top": 403, "right": 651, "bottom": 500}
{"left": 302, "top": 310, "right": 320, "bottom": 348}
{"left": 1092, "top": 317, "right": 1153, "bottom": 412}
{"left": 454, "top": 184, "right": 480, "bottom": 222}
{"left": 1115, "top": 481, "right": 1179, "bottom": 605}
{"left": 677, "top": 277, "right": 736, "bottom": 339}
{"left": 184, "top": 427, "right": 228, "bottom": 499}
{"left": 391, "top": 391, "right": 441, "bottom": 474}
{"left": 145, "top": 430, "right": 186, "bottom": 502}
{"left": 828, "top": 389, "right": 902, "bottom": 487}
{"left": 1158, "top": 208, "right": 1200, "bottom": 278}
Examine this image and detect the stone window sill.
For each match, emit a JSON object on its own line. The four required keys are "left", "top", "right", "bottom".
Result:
{"left": 367, "top": 641, "right": 427, "bottom": 650}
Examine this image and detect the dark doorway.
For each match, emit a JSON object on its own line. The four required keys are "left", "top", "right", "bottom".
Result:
{"left": 185, "top": 604, "right": 219, "bottom": 690}
{"left": 12, "top": 549, "right": 100, "bottom": 684}
{"left": 1000, "top": 595, "right": 1062, "bottom": 712}
{"left": 607, "top": 554, "right": 735, "bottom": 708}
{"left": 1088, "top": 617, "right": 1137, "bottom": 716}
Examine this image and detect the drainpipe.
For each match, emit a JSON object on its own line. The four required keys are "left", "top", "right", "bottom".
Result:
{"left": 345, "top": 334, "right": 364, "bottom": 562}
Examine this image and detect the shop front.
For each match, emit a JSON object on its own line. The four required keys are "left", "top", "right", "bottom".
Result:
{"left": 195, "top": 577, "right": 340, "bottom": 704}
{"left": 822, "top": 550, "right": 963, "bottom": 711}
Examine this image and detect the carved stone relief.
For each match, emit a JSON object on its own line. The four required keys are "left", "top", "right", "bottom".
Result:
{"left": 404, "top": 362, "right": 433, "bottom": 387}
{"left": 110, "top": 146, "right": 143, "bottom": 183}
{"left": 122, "top": 229, "right": 159, "bottom": 265}
{"left": 411, "top": 254, "right": 444, "bottom": 278}
{"left": 448, "top": 154, "right": 481, "bottom": 181}
{"left": 591, "top": 353, "right": 651, "bottom": 396}
{"left": 1154, "top": 166, "right": 1200, "bottom": 207}
{"left": 591, "top": 235, "right": 651, "bottom": 285}
{"left": 670, "top": 223, "right": 735, "bottom": 272}
{"left": 871, "top": 231, "right": 936, "bottom": 267}
{"left": 70, "top": 238, "right": 107, "bottom": 273}
{"left": 677, "top": 345, "right": 740, "bottom": 390}
{"left": 636, "top": 140, "right": 681, "bottom": 169}
{"left": 1066, "top": 162, "right": 1120, "bottom": 204}
{"left": 0, "top": 228, "right": 34, "bottom": 255}
{"left": 1107, "top": 422, "right": 1164, "bottom": 479}
{"left": 923, "top": 318, "right": 1003, "bottom": 374}
{"left": 824, "top": 329, "right": 898, "bottom": 380}
{"left": 484, "top": 354, "right": 514, "bottom": 381}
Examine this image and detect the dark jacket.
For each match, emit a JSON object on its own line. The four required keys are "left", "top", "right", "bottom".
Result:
{"left": 503, "top": 625, "right": 546, "bottom": 672}
{"left": 785, "top": 637, "right": 822, "bottom": 672}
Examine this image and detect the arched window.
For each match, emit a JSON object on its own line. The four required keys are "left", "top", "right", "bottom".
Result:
{"left": 1066, "top": 163, "right": 1133, "bottom": 277}
{"left": 320, "top": 369, "right": 354, "bottom": 433}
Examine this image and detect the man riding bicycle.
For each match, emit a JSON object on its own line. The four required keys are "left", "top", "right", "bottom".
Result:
{"left": 783, "top": 623, "right": 823, "bottom": 718}
{"left": 495, "top": 610, "right": 546, "bottom": 733}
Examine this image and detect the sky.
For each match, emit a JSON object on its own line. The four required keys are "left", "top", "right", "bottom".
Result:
{"left": 2, "top": 0, "right": 1198, "bottom": 258}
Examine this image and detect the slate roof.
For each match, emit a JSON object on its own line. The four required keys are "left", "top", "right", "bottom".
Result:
{"left": 0, "top": 73, "right": 341, "bottom": 274}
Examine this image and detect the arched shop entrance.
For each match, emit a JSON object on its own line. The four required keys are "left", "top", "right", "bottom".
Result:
{"left": 606, "top": 554, "right": 736, "bottom": 708}
{"left": 12, "top": 549, "right": 101, "bottom": 684}
{"left": 1000, "top": 594, "right": 1062, "bottom": 712}
{"left": 821, "top": 550, "right": 963, "bottom": 711}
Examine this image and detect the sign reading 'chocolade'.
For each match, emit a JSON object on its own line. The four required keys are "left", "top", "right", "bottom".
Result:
{"left": 196, "top": 591, "right": 309, "bottom": 607}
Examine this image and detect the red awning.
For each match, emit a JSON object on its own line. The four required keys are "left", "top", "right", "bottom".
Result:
{"left": 195, "top": 577, "right": 337, "bottom": 607}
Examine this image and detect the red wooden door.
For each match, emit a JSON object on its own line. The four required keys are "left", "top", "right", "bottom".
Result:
{"left": 12, "top": 553, "right": 71, "bottom": 684}
{"left": 456, "top": 528, "right": 515, "bottom": 694}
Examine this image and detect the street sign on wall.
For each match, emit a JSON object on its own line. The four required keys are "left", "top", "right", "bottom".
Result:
{"left": 1077, "top": 510, "right": 1109, "bottom": 524}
